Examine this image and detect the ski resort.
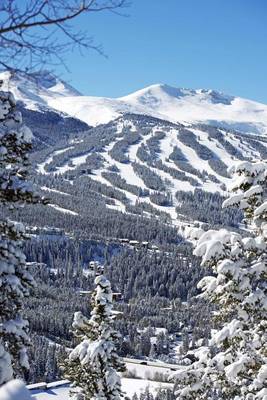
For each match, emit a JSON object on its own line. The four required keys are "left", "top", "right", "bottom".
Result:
{"left": 0, "top": 1, "right": 266, "bottom": 400}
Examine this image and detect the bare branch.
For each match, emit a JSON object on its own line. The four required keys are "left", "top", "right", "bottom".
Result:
{"left": 0, "top": 0, "right": 129, "bottom": 73}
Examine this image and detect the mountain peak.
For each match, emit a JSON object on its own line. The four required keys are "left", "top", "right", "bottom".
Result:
{"left": 120, "top": 83, "right": 234, "bottom": 106}
{"left": 1, "top": 70, "right": 267, "bottom": 136}
{"left": 0, "top": 70, "right": 81, "bottom": 110}
{"left": 27, "top": 70, "right": 58, "bottom": 89}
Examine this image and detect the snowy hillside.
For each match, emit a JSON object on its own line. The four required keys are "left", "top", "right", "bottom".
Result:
{"left": 0, "top": 71, "right": 89, "bottom": 147}
{"left": 48, "top": 83, "right": 267, "bottom": 135}
{"left": 0, "top": 70, "right": 80, "bottom": 111}
{"left": 2, "top": 71, "right": 267, "bottom": 135}
{"left": 2, "top": 70, "right": 266, "bottom": 225}
{"left": 28, "top": 378, "right": 172, "bottom": 400}
{"left": 34, "top": 113, "right": 267, "bottom": 225}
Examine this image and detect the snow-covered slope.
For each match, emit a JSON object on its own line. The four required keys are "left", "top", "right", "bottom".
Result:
{"left": 35, "top": 113, "right": 267, "bottom": 224}
{"left": 3, "top": 70, "right": 267, "bottom": 224}
{"left": 48, "top": 83, "right": 267, "bottom": 135}
{"left": 29, "top": 378, "right": 172, "bottom": 400}
{"left": 0, "top": 70, "right": 80, "bottom": 111}
{"left": 2, "top": 71, "right": 267, "bottom": 136}
{"left": 0, "top": 71, "right": 89, "bottom": 146}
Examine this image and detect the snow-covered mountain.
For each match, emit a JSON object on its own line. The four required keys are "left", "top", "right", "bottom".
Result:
{"left": 2, "top": 71, "right": 267, "bottom": 136}
{"left": 0, "top": 70, "right": 81, "bottom": 111}
{"left": 0, "top": 71, "right": 89, "bottom": 146}
{"left": 48, "top": 83, "right": 267, "bottom": 136}
{"left": 2, "top": 70, "right": 267, "bottom": 224}
{"left": 34, "top": 112, "right": 267, "bottom": 226}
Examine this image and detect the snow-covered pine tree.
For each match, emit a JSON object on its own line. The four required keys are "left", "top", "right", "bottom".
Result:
{"left": 172, "top": 161, "right": 267, "bottom": 400}
{"left": 0, "top": 82, "right": 41, "bottom": 385}
{"left": 63, "top": 275, "right": 126, "bottom": 400}
{"left": 45, "top": 343, "right": 57, "bottom": 382}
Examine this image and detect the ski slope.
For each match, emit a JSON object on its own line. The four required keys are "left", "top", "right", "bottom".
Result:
{"left": 34, "top": 114, "right": 267, "bottom": 223}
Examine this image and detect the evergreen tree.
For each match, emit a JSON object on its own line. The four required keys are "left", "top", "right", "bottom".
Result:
{"left": 139, "top": 387, "right": 154, "bottom": 400}
{"left": 0, "top": 82, "right": 42, "bottom": 385}
{"left": 63, "top": 275, "right": 126, "bottom": 400}
{"left": 149, "top": 343, "right": 157, "bottom": 359}
{"left": 155, "top": 388, "right": 175, "bottom": 400}
{"left": 45, "top": 343, "right": 57, "bottom": 382}
{"left": 132, "top": 393, "right": 139, "bottom": 400}
{"left": 172, "top": 161, "right": 267, "bottom": 399}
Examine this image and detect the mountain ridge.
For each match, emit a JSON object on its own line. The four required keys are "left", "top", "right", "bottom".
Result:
{"left": 44, "top": 82, "right": 267, "bottom": 136}
{"left": 0, "top": 70, "right": 81, "bottom": 111}
{"left": 2, "top": 70, "right": 267, "bottom": 226}
{"left": 31, "top": 111, "right": 266, "bottom": 228}
{"left": 1, "top": 70, "right": 267, "bottom": 136}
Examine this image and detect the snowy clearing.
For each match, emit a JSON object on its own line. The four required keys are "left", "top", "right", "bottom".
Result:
{"left": 48, "top": 204, "right": 78, "bottom": 216}
{"left": 29, "top": 378, "right": 173, "bottom": 399}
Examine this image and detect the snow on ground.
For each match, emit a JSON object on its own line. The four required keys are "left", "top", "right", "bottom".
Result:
{"left": 225, "top": 133, "right": 260, "bottom": 160}
{"left": 3, "top": 71, "right": 267, "bottom": 137}
{"left": 159, "top": 131, "right": 202, "bottom": 184}
{"left": 128, "top": 129, "right": 154, "bottom": 161}
{"left": 119, "top": 84, "right": 267, "bottom": 135}
{"left": 161, "top": 133, "right": 228, "bottom": 195}
{"left": 75, "top": 125, "right": 219, "bottom": 222}
{"left": 0, "top": 71, "right": 80, "bottom": 112}
{"left": 122, "top": 378, "right": 172, "bottom": 397}
{"left": 95, "top": 188, "right": 126, "bottom": 213}
{"left": 29, "top": 378, "right": 173, "bottom": 400}
{"left": 176, "top": 137, "right": 214, "bottom": 179}
{"left": 47, "top": 83, "right": 267, "bottom": 136}
{"left": 190, "top": 128, "right": 233, "bottom": 183}
{"left": 37, "top": 155, "right": 54, "bottom": 175}
{"left": 40, "top": 186, "right": 70, "bottom": 196}
{"left": 29, "top": 382, "right": 70, "bottom": 400}
{"left": 37, "top": 148, "right": 91, "bottom": 176}
{"left": 102, "top": 140, "right": 148, "bottom": 190}
{"left": 35, "top": 118, "right": 264, "bottom": 223}
{"left": 54, "top": 147, "right": 75, "bottom": 156}
{"left": 92, "top": 172, "right": 137, "bottom": 205}
{"left": 49, "top": 96, "right": 122, "bottom": 126}
{"left": 125, "top": 362, "right": 175, "bottom": 380}
{"left": 36, "top": 146, "right": 74, "bottom": 174}
{"left": 159, "top": 129, "right": 176, "bottom": 161}
{"left": 106, "top": 202, "right": 126, "bottom": 212}
{"left": 128, "top": 128, "right": 193, "bottom": 220}
{"left": 0, "top": 380, "right": 32, "bottom": 400}
{"left": 48, "top": 204, "right": 78, "bottom": 216}
{"left": 55, "top": 152, "right": 91, "bottom": 175}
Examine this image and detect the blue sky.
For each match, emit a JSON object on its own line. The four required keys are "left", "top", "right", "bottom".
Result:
{"left": 58, "top": 0, "right": 267, "bottom": 103}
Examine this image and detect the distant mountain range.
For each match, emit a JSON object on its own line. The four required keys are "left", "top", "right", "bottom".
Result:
{"left": 2, "top": 70, "right": 267, "bottom": 228}
{"left": 2, "top": 70, "right": 267, "bottom": 135}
